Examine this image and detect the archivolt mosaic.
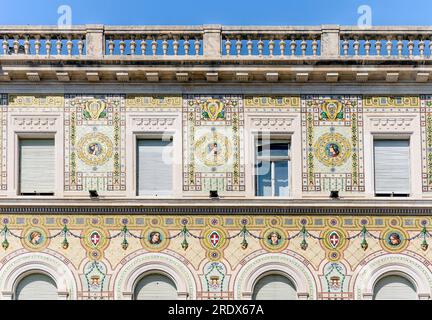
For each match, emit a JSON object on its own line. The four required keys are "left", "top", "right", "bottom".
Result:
{"left": 182, "top": 95, "right": 245, "bottom": 192}
{"left": 301, "top": 95, "right": 364, "bottom": 192}
{"left": 421, "top": 95, "right": 432, "bottom": 192}
{"left": 0, "top": 94, "right": 6, "bottom": 191}
{"left": 64, "top": 95, "right": 126, "bottom": 191}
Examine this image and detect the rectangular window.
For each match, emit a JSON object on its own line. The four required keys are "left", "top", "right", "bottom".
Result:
{"left": 255, "top": 138, "right": 290, "bottom": 196}
{"left": 19, "top": 139, "right": 55, "bottom": 195}
{"left": 137, "top": 138, "right": 173, "bottom": 196}
{"left": 374, "top": 139, "right": 410, "bottom": 197}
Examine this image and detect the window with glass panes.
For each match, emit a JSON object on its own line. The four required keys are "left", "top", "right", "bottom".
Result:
{"left": 255, "top": 138, "right": 290, "bottom": 196}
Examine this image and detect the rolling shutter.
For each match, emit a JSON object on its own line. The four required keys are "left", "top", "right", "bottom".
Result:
{"left": 15, "top": 273, "right": 58, "bottom": 300}
{"left": 373, "top": 275, "right": 417, "bottom": 300}
{"left": 137, "top": 139, "right": 173, "bottom": 196}
{"left": 134, "top": 274, "right": 178, "bottom": 300}
{"left": 19, "top": 139, "right": 55, "bottom": 194}
{"left": 374, "top": 140, "right": 410, "bottom": 195}
{"left": 252, "top": 274, "right": 297, "bottom": 300}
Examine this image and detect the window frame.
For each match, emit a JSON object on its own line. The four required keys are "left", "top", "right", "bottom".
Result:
{"left": 254, "top": 133, "right": 291, "bottom": 198}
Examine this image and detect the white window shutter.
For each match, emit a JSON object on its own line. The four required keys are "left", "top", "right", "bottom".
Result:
{"left": 19, "top": 139, "right": 55, "bottom": 194}
{"left": 252, "top": 274, "right": 297, "bottom": 300}
{"left": 373, "top": 275, "right": 417, "bottom": 300}
{"left": 137, "top": 139, "right": 173, "bottom": 196}
{"left": 134, "top": 274, "right": 178, "bottom": 300}
{"left": 374, "top": 140, "right": 410, "bottom": 194}
{"left": 15, "top": 274, "right": 58, "bottom": 300}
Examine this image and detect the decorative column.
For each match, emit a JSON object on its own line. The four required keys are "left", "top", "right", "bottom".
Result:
{"left": 321, "top": 24, "right": 340, "bottom": 58}
{"left": 86, "top": 24, "right": 105, "bottom": 58}
{"left": 203, "top": 24, "right": 222, "bottom": 59}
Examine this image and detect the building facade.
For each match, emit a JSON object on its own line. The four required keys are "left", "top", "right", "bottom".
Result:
{"left": 0, "top": 24, "right": 432, "bottom": 300}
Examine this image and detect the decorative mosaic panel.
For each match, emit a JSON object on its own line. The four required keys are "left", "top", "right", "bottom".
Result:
{"left": 8, "top": 94, "right": 64, "bottom": 111}
{"left": 182, "top": 95, "right": 245, "bottom": 192}
{"left": 64, "top": 95, "right": 126, "bottom": 191}
{"left": 302, "top": 95, "right": 364, "bottom": 192}
{"left": 125, "top": 95, "right": 182, "bottom": 112}
{"left": 244, "top": 95, "right": 300, "bottom": 112}
{"left": 363, "top": 96, "right": 420, "bottom": 112}
{"left": 421, "top": 95, "right": 432, "bottom": 192}
{"left": 0, "top": 94, "right": 6, "bottom": 190}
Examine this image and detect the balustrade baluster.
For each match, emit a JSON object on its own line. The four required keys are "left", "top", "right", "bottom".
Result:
{"left": 151, "top": 36, "right": 157, "bottom": 56}
{"left": 24, "top": 35, "right": 30, "bottom": 54}
{"left": 194, "top": 37, "right": 200, "bottom": 56}
{"left": 386, "top": 36, "right": 393, "bottom": 57}
{"left": 279, "top": 37, "right": 286, "bottom": 56}
{"left": 173, "top": 36, "right": 179, "bottom": 56}
{"left": 353, "top": 36, "right": 359, "bottom": 56}
{"left": 397, "top": 36, "right": 403, "bottom": 57}
{"left": 247, "top": 36, "right": 252, "bottom": 56}
{"left": 130, "top": 36, "right": 136, "bottom": 55}
{"left": 300, "top": 37, "right": 307, "bottom": 56}
{"left": 56, "top": 37, "right": 62, "bottom": 55}
{"left": 119, "top": 37, "right": 125, "bottom": 55}
{"left": 140, "top": 36, "right": 148, "bottom": 55}
{"left": 108, "top": 38, "right": 114, "bottom": 55}
{"left": 418, "top": 39, "right": 425, "bottom": 57}
{"left": 408, "top": 37, "right": 414, "bottom": 58}
{"left": 162, "top": 36, "right": 168, "bottom": 56}
{"left": 224, "top": 37, "right": 231, "bottom": 56}
{"left": 364, "top": 38, "right": 371, "bottom": 56}
{"left": 342, "top": 37, "right": 349, "bottom": 56}
{"left": 183, "top": 36, "right": 190, "bottom": 55}
{"left": 290, "top": 36, "right": 296, "bottom": 55}
{"left": 2, "top": 36, "right": 8, "bottom": 55}
{"left": 45, "top": 36, "right": 51, "bottom": 57}
{"left": 257, "top": 38, "right": 264, "bottom": 56}
{"left": 268, "top": 37, "right": 274, "bottom": 56}
{"left": 13, "top": 36, "right": 19, "bottom": 55}
{"left": 235, "top": 36, "right": 242, "bottom": 56}
{"left": 78, "top": 37, "right": 83, "bottom": 56}
{"left": 66, "top": 35, "right": 73, "bottom": 56}
{"left": 312, "top": 38, "right": 318, "bottom": 56}
{"left": 375, "top": 39, "right": 382, "bottom": 56}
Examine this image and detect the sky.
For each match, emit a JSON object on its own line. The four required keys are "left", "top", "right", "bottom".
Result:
{"left": 0, "top": 0, "right": 431, "bottom": 26}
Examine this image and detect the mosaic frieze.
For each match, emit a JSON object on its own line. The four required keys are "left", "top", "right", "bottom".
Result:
{"left": 0, "top": 94, "right": 6, "bottom": 190}
{"left": 182, "top": 95, "right": 245, "bottom": 192}
{"left": 8, "top": 94, "right": 64, "bottom": 109}
{"left": 421, "top": 95, "right": 432, "bottom": 192}
{"left": 302, "top": 95, "right": 364, "bottom": 192}
{"left": 244, "top": 95, "right": 300, "bottom": 112}
{"left": 64, "top": 95, "right": 126, "bottom": 191}
{"left": 125, "top": 95, "right": 182, "bottom": 112}
{"left": 363, "top": 96, "right": 420, "bottom": 112}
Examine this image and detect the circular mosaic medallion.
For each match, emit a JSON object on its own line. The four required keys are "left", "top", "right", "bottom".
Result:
{"left": 327, "top": 250, "right": 342, "bottom": 262}
{"left": 22, "top": 227, "right": 49, "bottom": 251}
{"left": 206, "top": 249, "right": 223, "bottom": 261}
{"left": 76, "top": 132, "right": 113, "bottom": 166}
{"left": 381, "top": 228, "right": 409, "bottom": 252}
{"left": 194, "top": 131, "right": 232, "bottom": 168}
{"left": 314, "top": 133, "right": 351, "bottom": 167}
{"left": 261, "top": 227, "right": 288, "bottom": 252}
{"left": 141, "top": 227, "right": 169, "bottom": 252}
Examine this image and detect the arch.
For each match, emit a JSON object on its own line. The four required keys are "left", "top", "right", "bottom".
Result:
{"left": 15, "top": 273, "right": 58, "bottom": 300}
{"left": 233, "top": 253, "right": 317, "bottom": 300}
{"left": 134, "top": 273, "right": 178, "bottom": 300}
{"left": 113, "top": 252, "right": 197, "bottom": 300}
{"left": 353, "top": 254, "right": 432, "bottom": 300}
{"left": 252, "top": 273, "right": 297, "bottom": 300}
{"left": 373, "top": 273, "right": 417, "bottom": 300}
{"left": 0, "top": 252, "right": 78, "bottom": 300}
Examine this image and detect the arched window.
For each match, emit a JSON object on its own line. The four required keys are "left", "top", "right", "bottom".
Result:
{"left": 373, "top": 274, "right": 417, "bottom": 300}
{"left": 15, "top": 273, "right": 58, "bottom": 300}
{"left": 134, "top": 273, "right": 177, "bottom": 300}
{"left": 252, "top": 274, "right": 297, "bottom": 300}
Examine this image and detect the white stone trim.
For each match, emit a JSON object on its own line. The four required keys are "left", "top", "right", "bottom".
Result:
{"left": 113, "top": 252, "right": 197, "bottom": 300}
{"left": 0, "top": 252, "right": 78, "bottom": 300}
{"left": 233, "top": 253, "right": 317, "bottom": 300}
{"left": 353, "top": 253, "right": 432, "bottom": 300}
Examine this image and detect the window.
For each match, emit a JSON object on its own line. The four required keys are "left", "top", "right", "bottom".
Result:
{"left": 19, "top": 139, "right": 55, "bottom": 195}
{"left": 374, "top": 139, "right": 410, "bottom": 197}
{"left": 15, "top": 273, "right": 58, "bottom": 300}
{"left": 255, "top": 138, "right": 290, "bottom": 196}
{"left": 252, "top": 274, "right": 297, "bottom": 300}
{"left": 137, "top": 138, "right": 173, "bottom": 196}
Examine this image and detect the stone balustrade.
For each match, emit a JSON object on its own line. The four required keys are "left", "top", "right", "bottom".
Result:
{"left": 0, "top": 24, "right": 431, "bottom": 60}
{"left": 0, "top": 25, "right": 87, "bottom": 57}
{"left": 340, "top": 26, "right": 432, "bottom": 58}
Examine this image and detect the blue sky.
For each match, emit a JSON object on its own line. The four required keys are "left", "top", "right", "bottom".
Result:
{"left": 0, "top": 0, "right": 431, "bottom": 25}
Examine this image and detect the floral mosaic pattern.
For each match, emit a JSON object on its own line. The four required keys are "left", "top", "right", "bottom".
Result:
{"left": 64, "top": 95, "right": 126, "bottom": 191}
{"left": 301, "top": 95, "right": 364, "bottom": 192}
{"left": 182, "top": 95, "right": 245, "bottom": 192}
